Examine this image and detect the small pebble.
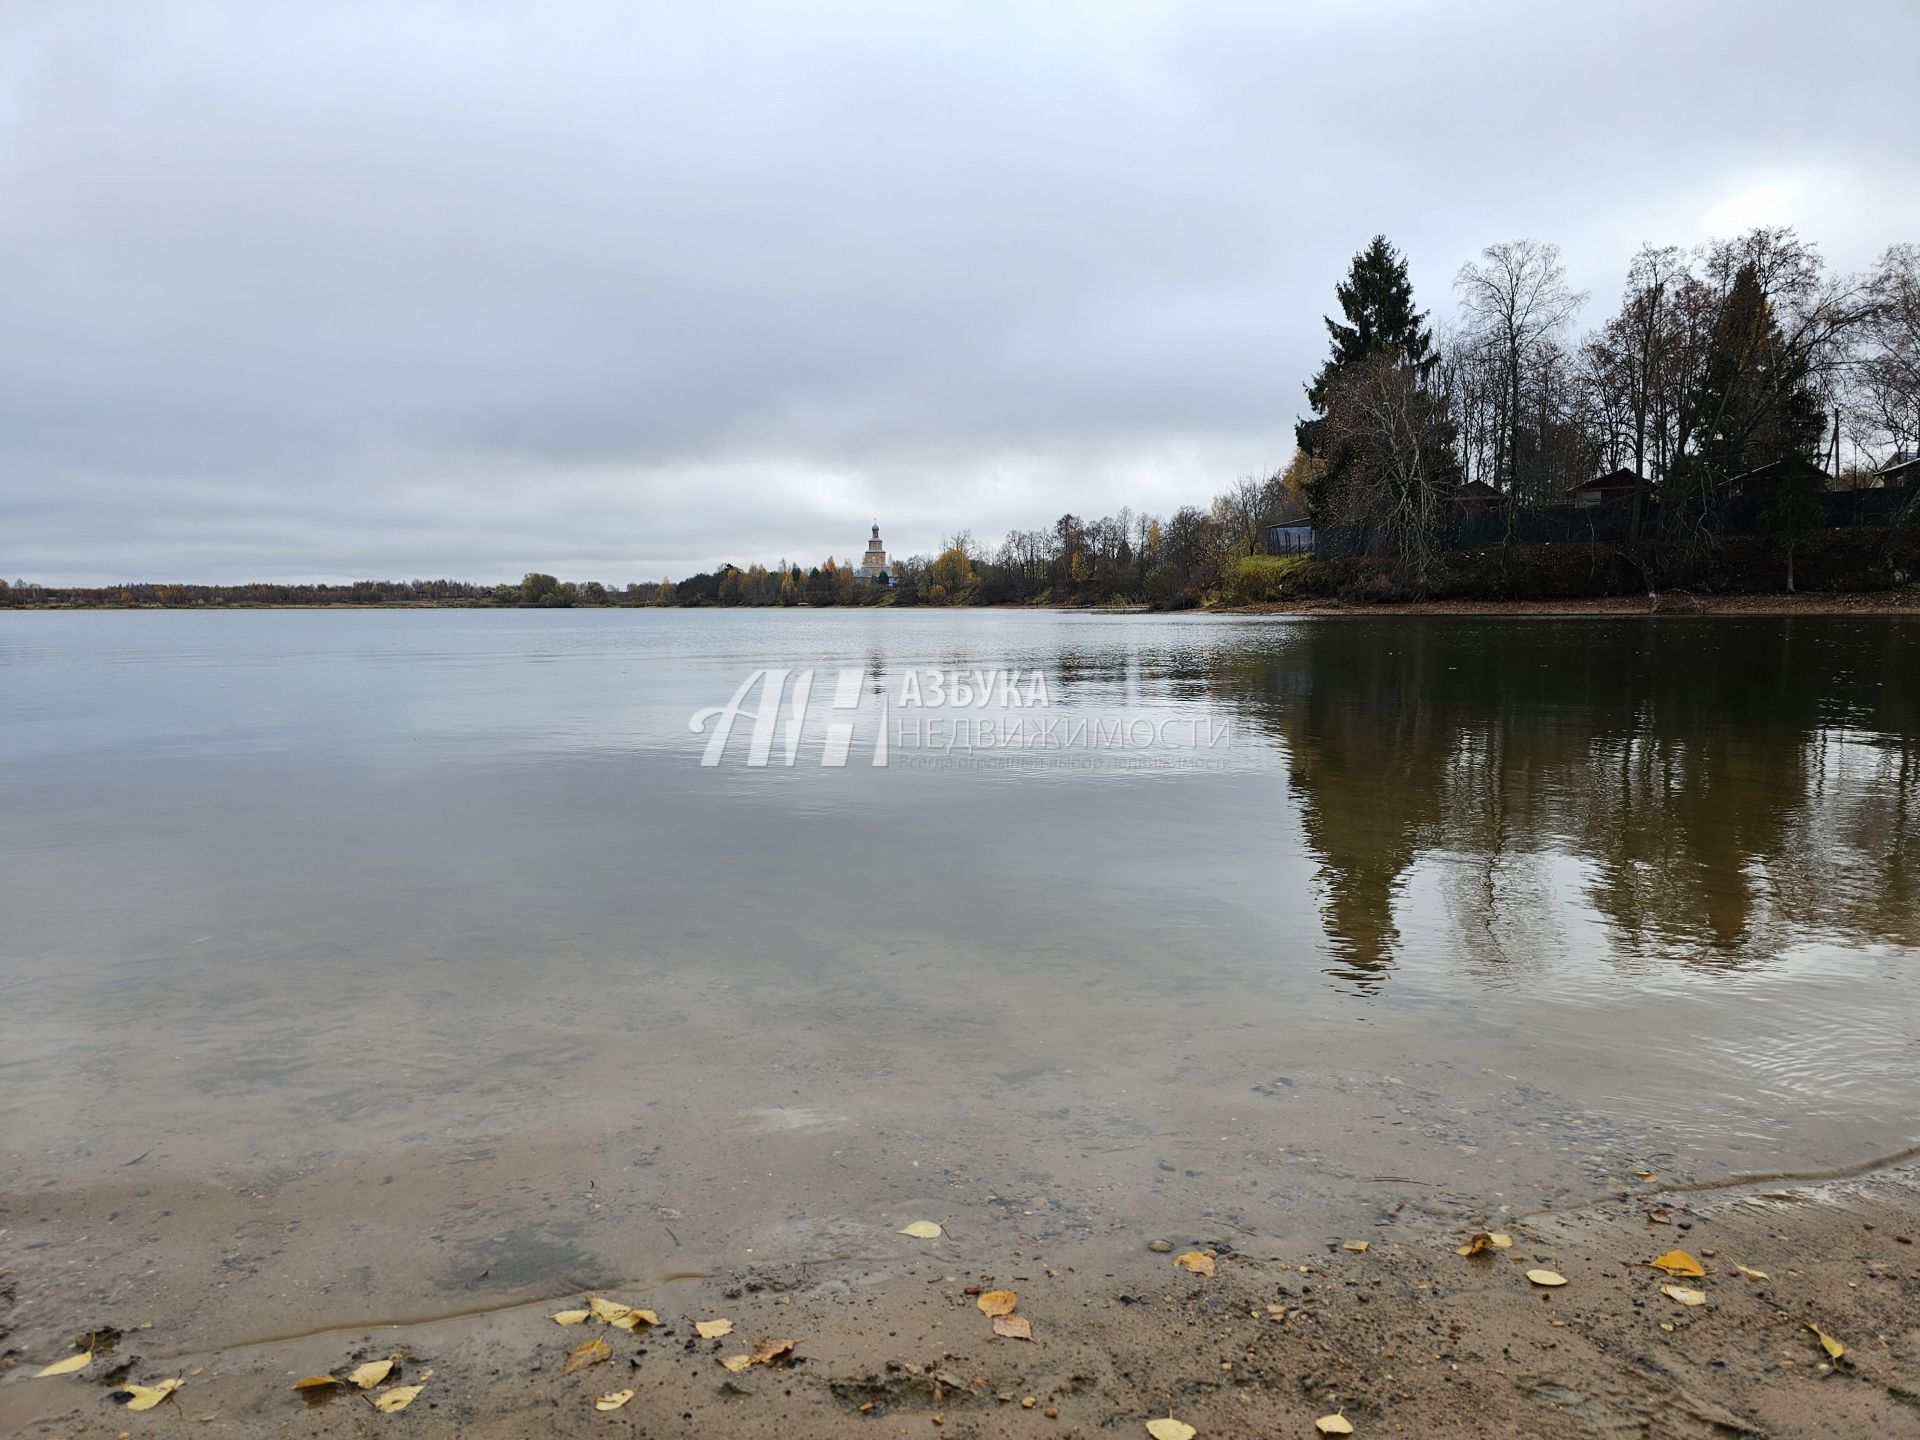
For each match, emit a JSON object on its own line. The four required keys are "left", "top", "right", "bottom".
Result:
{"left": 1022, "top": 1397, "right": 1037, "bottom": 1409}
{"left": 1148, "top": 1240, "right": 1173, "bottom": 1253}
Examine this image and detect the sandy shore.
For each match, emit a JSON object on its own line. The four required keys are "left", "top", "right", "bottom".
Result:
{"left": 6, "top": 1160, "right": 1917, "bottom": 1438}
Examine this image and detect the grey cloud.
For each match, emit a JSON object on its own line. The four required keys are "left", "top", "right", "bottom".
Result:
{"left": 2, "top": 0, "right": 1916, "bottom": 583}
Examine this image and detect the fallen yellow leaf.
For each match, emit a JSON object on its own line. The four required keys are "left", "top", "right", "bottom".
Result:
{"left": 594, "top": 1389, "right": 635, "bottom": 1411}
{"left": 1660, "top": 1284, "right": 1707, "bottom": 1306}
{"left": 1807, "top": 1322, "right": 1846, "bottom": 1360}
{"left": 694, "top": 1319, "right": 734, "bottom": 1339}
{"left": 992, "top": 1314, "right": 1034, "bottom": 1341}
{"left": 346, "top": 1359, "right": 394, "bottom": 1390}
{"left": 587, "top": 1297, "right": 636, "bottom": 1325}
{"left": 1173, "top": 1251, "right": 1215, "bottom": 1276}
{"left": 1316, "top": 1415, "right": 1355, "bottom": 1435}
{"left": 34, "top": 1351, "right": 92, "bottom": 1378}
{"left": 1342, "top": 1240, "right": 1370, "bottom": 1253}
{"left": 1647, "top": 1249, "right": 1704, "bottom": 1278}
{"left": 564, "top": 1337, "right": 613, "bottom": 1375}
{"left": 551, "top": 1308, "right": 591, "bottom": 1325}
{"left": 719, "top": 1355, "right": 753, "bottom": 1373}
{"left": 976, "top": 1290, "right": 1018, "bottom": 1317}
{"left": 1734, "top": 1265, "right": 1769, "bottom": 1281}
{"left": 1633, "top": 1170, "right": 1658, "bottom": 1181}
{"left": 1455, "top": 1232, "right": 1515, "bottom": 1257}
{"left": 898, "top": 1220, "right": 944, "bottom": 1238}
{"left": 1145, "top": 1420, "right": 1196, "bottom": 1440}
{"left": 1526, "top": 1269, "right": 1568, "bottom": 1287}
{"left": 606, "top": 1305, "right": 668, "bottom": 1328}
{"left": 292, "top": 1376, "right": 340, "bottom": 1391}
{"left": 121, "top": 1379, "right": 183, "bottom": 1411}
{"left": 371, "top": 1384, "right": 424, "bottom": 1413}
{"left": 749, "top": 1337, "right": 797, "bottom": 1365}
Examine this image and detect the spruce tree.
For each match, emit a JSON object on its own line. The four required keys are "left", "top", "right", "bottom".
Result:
{"left": 1689, "top": 261, "right": 1826, "bottom": 483}
{"left": 1296, "top": 236, "right": 1437, "bottom": 518}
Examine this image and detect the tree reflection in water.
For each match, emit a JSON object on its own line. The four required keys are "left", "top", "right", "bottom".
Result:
{"left": 1209, "top": 618, "right": 1920, "bottom": 987}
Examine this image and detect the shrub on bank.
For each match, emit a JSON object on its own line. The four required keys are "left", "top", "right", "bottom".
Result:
{"left": 1253, "top": 524, "right": 1920, "bottom": 604}
{"left": 1707, "top": 526, "right": 1920, "bottom": 593}
{"left": 1217, "top": 554, "right": 1306, "bottom": 605}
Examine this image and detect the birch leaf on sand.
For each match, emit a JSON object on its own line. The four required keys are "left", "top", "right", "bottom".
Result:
{"left": 34, "top": 1350, "right": 92, "bottom": 1377}
{"left": 1173, "top": 1251, "right": 1215, "bottom": 1276}
{"left": 694, "top": 1319, "right": 734, "bottom": 1339}
{"left": 1660, "top": 1284, "right": 1707, "bottom": 1306}
{"left": 588, "top": 1296, "right": 658, "bottom": 1329}
{"left": 1316, "top": 1414, "right": 1355, "bottom": 1434}
{"left": 1526, "top": 1269, "right": 1568, "bottom": 1287}
{"left": 550, "top": 1309, "right": 591, "bottom": 1325}
{"left": 1647, "top": 1250, "right": 1705, "bottom": 1278}
{"left": 1342, "top": 1240, "right": 1370, "bottom": 1253}
{"left": 293, "top": 1377, "right": 340, "bottom": 1391}
{"left": 120, "top": 1379, "right": 183, "bottom": 1411}
{"left": 563, "top": 1337, "right": 613, "bottom": 1375}
{"left": 371, "top": 1384, "right": 425, "bottom": 1413}
{"left": 976, "top": 1290, "right": 1018, "bottom": 1317}
{"left": 594, "top": 1389, "right": 635, "bottom": 1411}
{"left": 719, "top": 1355, "right": 754, "bottom": 1373}
{"left": 1144, "top": 1420, "right": 1195, "bottom": 1440}
{"left": 1735, "top": 1265, "right": 1769, "bottom": 1281}
{"left": 749, "top": 1337, "right": 797, "bottom": 1365}
{"left": 1456, "top": 1232, "right": 1514, "bottom": 1256}
{"left": 1807, "top": 1323, "right": 1846, "bottom": 1360}
{"left": 347, "top": 1359, "right": 395, "bottom": 1389}
{"left": 992, "top": 1314, "right": 1034, "bottom": 1341}
{"left": 898, "top": 1221, "right": 944, "bottom": 1239}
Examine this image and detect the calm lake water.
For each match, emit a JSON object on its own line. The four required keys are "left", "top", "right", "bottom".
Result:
{"left": 2, "top": 609, "right": 1918, "bottom": 1350}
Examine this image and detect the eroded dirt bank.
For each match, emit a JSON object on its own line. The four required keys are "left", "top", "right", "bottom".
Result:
{"left": 6, "top": 1165, "right": 1917, "bottom": 1439}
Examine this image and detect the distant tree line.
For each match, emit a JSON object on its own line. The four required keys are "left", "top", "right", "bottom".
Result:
{"left": 0, "top": 577, "right": 498, "bottom": 608}
{"left": 6, "top": 229, "right": 1913, "bottom": 611}
{"left": 612, "top": 492, "right": 1304, "bottom": 612}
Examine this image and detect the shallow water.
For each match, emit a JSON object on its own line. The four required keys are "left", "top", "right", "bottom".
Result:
{"left": 2, "top": 608, "right": 1918, "bottom": 1350}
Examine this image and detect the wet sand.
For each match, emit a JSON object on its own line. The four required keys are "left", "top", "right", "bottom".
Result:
{"left": 5, "top": 1161, "right": 1917, "bottom": 1438}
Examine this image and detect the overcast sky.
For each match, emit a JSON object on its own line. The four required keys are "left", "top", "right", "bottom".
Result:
{"left": 3, "top": 1, "right": 1917, "bottom": 585}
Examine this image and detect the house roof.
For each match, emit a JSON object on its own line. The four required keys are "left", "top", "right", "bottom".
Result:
{"left": 1876, "top": 453, "right": 1920, "bottom": 478}
{"left": 1726, "top": 455, "right": 1830, "bottom": 489}
{"left": 1457, "top": 479, "right": 1501, "bottom": 498}
{"left": 1571, "top": 468, "right": 1640, "bottom": 492}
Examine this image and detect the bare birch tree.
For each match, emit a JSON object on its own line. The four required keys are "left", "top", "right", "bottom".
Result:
{"left": 1323, "top": 352, "right": 1453, "bottom": 596}
{"left": 1854, "top": 243, "right": 1920, "bottom": 461}
{"left": 1453, "top": 240, "right": 1587, "bottom": 507}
